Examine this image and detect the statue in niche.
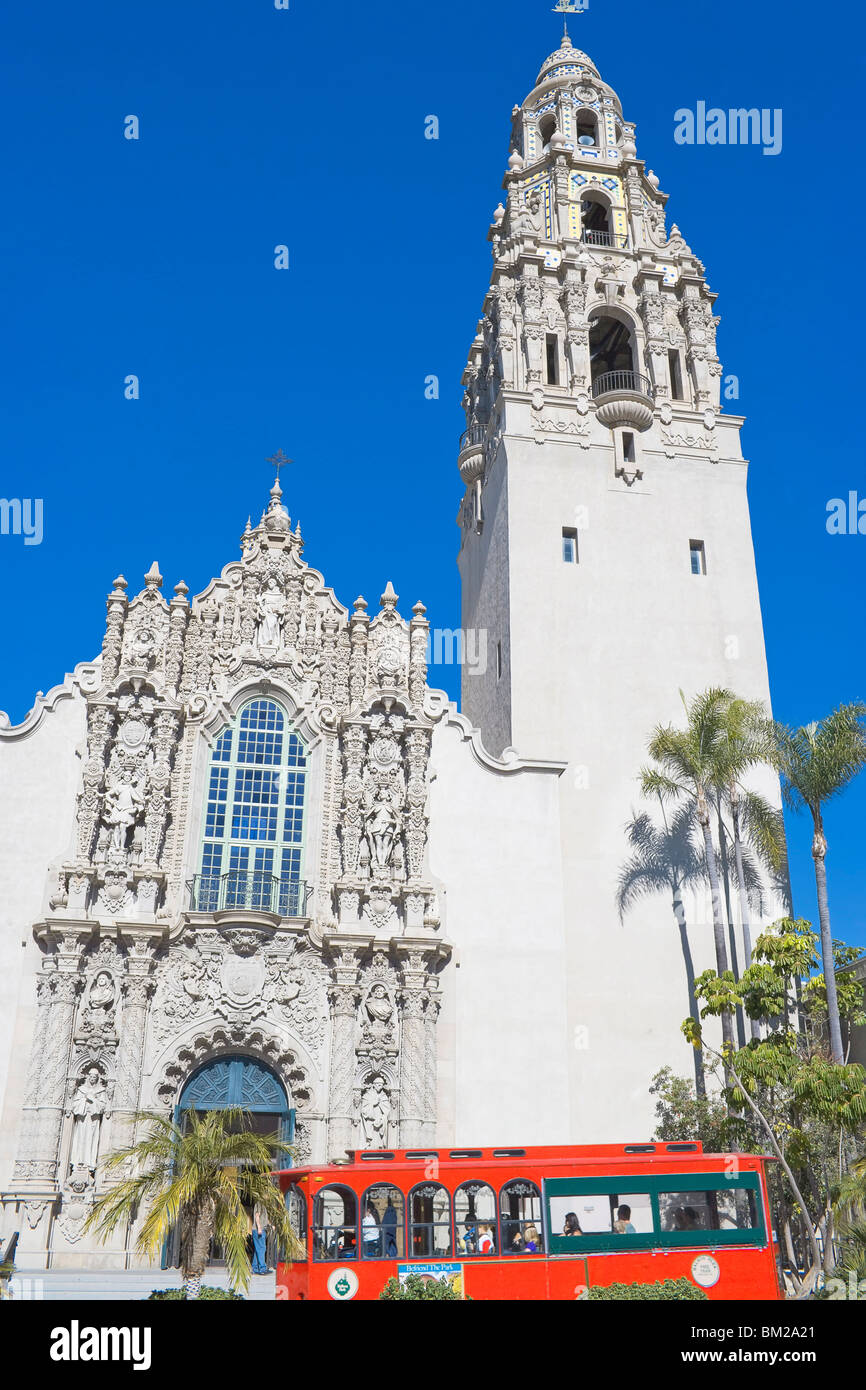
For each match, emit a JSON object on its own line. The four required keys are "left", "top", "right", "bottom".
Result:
{"left": 81, "top": 971, "right": 116, "bottom": 1034}
{"left": 102, "top": 770, "right": 145, "bottom": 854}
{"left": 367, "top": 789, "right": 402, "bottom": 872}
{"left": 363, "top": 983, "right": 395, "bottom": 1043}
{"left": 68, "top": 1067, "right": 109, "bottom": 1173}
{"left": 359, "top": 1075, "right": 391, "bottom": 1149}
{"left": 255, "top": 575, "right": 286, "bottom": 650}
{"left": 510, "top": 190, "right": 543, "bottom": 238}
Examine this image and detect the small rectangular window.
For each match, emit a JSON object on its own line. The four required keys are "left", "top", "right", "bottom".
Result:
{"left": 562, "top": 528, "right": 578, "bottom": 564}
{"left": 658, "top": 1188, "right": 758, "bottom": 1233}
{"left": 496, "top": 640, "right": 502, "bottom": 680}
{"left": 545, "top": 334, "right": 559, "bottom": 386}
{"left": 622, "top": 431, "right": 635, "bottom": 464}
{"left": 549, "top": 1192, "right": 654, "bottom": 1237}
{"left": 669, "top": 349, "right": 684, "bottom": 400}
{"left": 689, "top": 540, "right": 706, "bottom": 575}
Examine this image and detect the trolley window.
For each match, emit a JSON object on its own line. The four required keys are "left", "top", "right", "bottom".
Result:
{"left": 454, "top": 1182, "right": 497, "bottom": 1255}
{"left": 313, "top": 1184, "right": 357, "bottom": 1262}
{"left": 408, "top": 1182, "right": 452, "bottom": 1259}
{"left": 500, "top": 1179, "right": 545, "bottom": 1255}
{"left": 361, "top": 1184, "right": 405, "bottom": 1260}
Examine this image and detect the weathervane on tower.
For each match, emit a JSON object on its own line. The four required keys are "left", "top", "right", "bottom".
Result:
{"left": 551, "top": 0, "right": 588, "bottom": 14}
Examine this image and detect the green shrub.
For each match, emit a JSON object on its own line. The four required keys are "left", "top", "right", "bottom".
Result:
{"left": 146, "top": 1285, "right": 244, "bottom": 1300}
{"left": 379, "top": 1273, "right": 467, "bottom": 1300}
{"left": 586, "top": 1277, "right": 708, "bottom": 1301}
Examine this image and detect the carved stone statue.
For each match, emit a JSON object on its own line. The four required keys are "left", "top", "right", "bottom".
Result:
{"left": 359, "top": 1074, "right": 391, "bottom": 1148}
{"left": 102, "top": 771, "right": 145, "bottom": 854}
{"left": 81, "top": 971, "right": 116, "bottom": 1034}
{"left": 363, "top": 983, "right": 394, "bottom": 1041}
{"left": 367, "top": 790, "right": 401, "bottom": 872}
{"left": 510, "top": 190, "right": 542, "bottom": 239}
{"left": 68, "top": 1067, "right": 108, "bottom": 1173}
{"left": 255, "top": 576, "right": 286, "bottom": 650}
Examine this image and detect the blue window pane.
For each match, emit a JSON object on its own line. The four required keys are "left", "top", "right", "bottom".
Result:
{"left": 199, "top": 699, "right": 306, "bottom": 914}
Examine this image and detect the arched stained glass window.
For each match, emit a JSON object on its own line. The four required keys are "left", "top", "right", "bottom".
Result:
{"left": 197, "top": 699, "right": 307, "bottom": 915}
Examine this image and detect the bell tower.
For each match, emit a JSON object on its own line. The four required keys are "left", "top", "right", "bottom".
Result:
{"left": 456, "top": 27, "right": 778, "bottom": 1132}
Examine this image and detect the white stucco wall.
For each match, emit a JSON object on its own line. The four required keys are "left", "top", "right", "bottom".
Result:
{"left": 428, "top": 711, "right": 571, "bottom": 1146}
{"left": 0, "top": 685, "right": 88, "bottom": 1190}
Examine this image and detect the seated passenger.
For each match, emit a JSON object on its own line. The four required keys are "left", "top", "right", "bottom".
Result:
{"left": 337, "top": 1228, "right": 357, "bottom": 1258}
{"left": 613, "top": 1204, "right": 636, "bottom": 1234}
{"left": 477, "top": 1222, "right": 495, "bottom": 1254}
{"left": 672, "top": 1206, "right": 700, "bottom": 1231}
{"left": 563, "top": 1212, "right": 583, "bottom": 1237}
{"left": 523, "top": 1223, "right": 541, "bottom": 1252}
{"left": 362, "top": 1204, "right": 380, "bottom": 1256}
{"left": 510, "top": 1230, "right": 524, "bottom": 1253}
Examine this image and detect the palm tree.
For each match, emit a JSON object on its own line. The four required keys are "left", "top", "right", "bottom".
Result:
{"left": 84, "top": 1107, "right": 301, "bottom": 1299}
{"left": 617, "top": 799, "right": 710, "bottom": 1094}
{"left": 713, "top": 696, "right": 788, "bottom": 1040}
{"left": 641, "top": 689, "right": 737, "bottom": 1053}
{"left": 773, "top": 703, "right": 866, "bottom": 1064}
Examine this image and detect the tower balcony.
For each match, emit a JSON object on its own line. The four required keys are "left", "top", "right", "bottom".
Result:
{"left": 457, "top": 424, "right": 486, "bottom": 485}
{"left": 581, "top": 229, "right": 629, "bottom": 251}
{"left": 591, "top": 370, "right": 655, "bottom": 432}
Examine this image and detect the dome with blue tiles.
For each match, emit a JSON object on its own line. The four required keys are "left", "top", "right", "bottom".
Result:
{"left": 536, "top": 29, "right": 599, "bottom": 85}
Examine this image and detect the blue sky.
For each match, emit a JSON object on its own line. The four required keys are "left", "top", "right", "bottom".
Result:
{"left": 1, "top": 0, "right": 863, "bottom": 948}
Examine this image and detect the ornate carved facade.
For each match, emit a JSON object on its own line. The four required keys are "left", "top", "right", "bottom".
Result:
{"left": 1, "top": 478, "right": 450, "bottom": 1264}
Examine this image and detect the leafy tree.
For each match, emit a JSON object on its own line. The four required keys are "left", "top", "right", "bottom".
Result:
{"left": 649, "top": 1065, "right": 743, "bottom": 1153}
{"left": 681, "top": 919, "right": 866, "bottom": 1297}
{"left": 772, "top": 703, "right": 866, "bottom": 1063}
{"left": 84, "top": 1107, "right": 301, "bottom": 1300}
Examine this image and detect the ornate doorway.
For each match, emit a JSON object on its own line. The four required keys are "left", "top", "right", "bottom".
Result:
{"left": 162, "top": 1055, "right": 294, "bottom": 1269}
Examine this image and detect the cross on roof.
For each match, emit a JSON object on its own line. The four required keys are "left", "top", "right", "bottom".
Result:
{"left": 266, "top": 449, "right": 293, "bottom": 478}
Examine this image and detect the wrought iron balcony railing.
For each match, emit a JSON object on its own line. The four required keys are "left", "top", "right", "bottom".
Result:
{"left": 188, "top": 872, "right": 312, "bottom": 918}
{"left": 581, "top": 229, "right": 629, "bottom": 250}
{"left": 458, "top": 423, "right": 486, "bottom": 455}
{"left": 591, "top": 370, "right": 654, "bottom": 400}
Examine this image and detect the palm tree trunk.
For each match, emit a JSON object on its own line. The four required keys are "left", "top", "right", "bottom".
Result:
{"left": 672, "top": 884, "right": 706, "bottom": 1098}
{"left": 731, "top": 800, "right": 761, "bottom": 1041}
{"left": 716, "top": 801, "right": 745, "bottom": 1048}
{"left": 182, "top": 1205, "right": 214, "bottom": 1301}
{"left": 811, "top": 824, "right": 844, "bottom": 1064}
{"left": 698, "top": 807, "right": 734, "bottom": 1054}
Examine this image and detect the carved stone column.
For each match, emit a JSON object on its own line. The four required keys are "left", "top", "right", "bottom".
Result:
{"left": 326, "top": 945, "right": 362, "bottom": 1161}
{"left": 396, "top": 948, "right": 431, "bottom": 1148}
{"left": 111, "top": 939, "right": 157, "bottom": 1155}
{"left": 422, "top": 982, "right": 441, "bottom": 1144}
{"left": 34, "top": 970, "right": 83, "bottom": 1183}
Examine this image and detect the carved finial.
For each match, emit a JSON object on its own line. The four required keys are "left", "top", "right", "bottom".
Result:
{"left": 144, "top": 561, "right": 163, "bottom": 590}
{"left": 380, "top": 581, "right": 398, "bottom": 610}
{"left": 173, "top": 580, "right": 189, "bottom": 599}
{"left": 412, "top": 600, "right": 427, "bottom": 617}
{"left": 111, "top": 575, "right": 128, "bottom": 595}
{"left": 353, "top": 595, "right": 368, "bottom": 614}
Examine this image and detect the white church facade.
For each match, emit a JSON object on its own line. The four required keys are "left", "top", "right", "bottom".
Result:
{"left": 0, "top": 32, "right": 782, "bottom": 1269}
